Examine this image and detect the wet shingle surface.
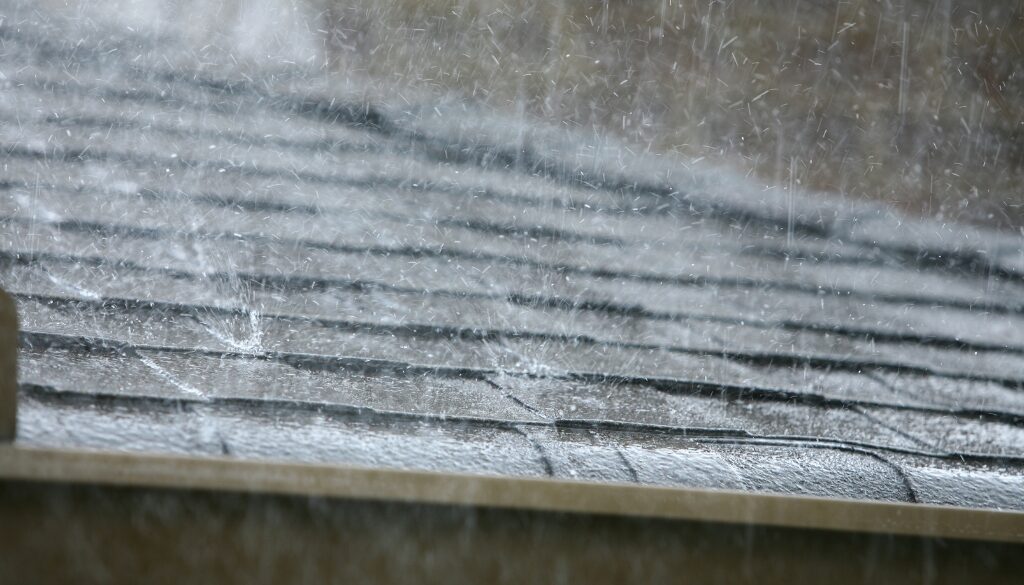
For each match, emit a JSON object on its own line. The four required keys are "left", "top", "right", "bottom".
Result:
{"left": 3, "top": 8, "right": 1024, "bottom": 510}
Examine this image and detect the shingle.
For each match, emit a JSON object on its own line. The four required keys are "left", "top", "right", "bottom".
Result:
{"left": 618, "top": 441, "right": 914, "bottom": 502}
{"left": 901, "top": 462, "right": 1024, "bottom": 510}
{"left": 16, "top": 392, "right": 550, "bottom": 477}
{"left": 868, "top": 409, "right": 1024, "bottom": 459}
{"left": 873, "top": 371, "right": 1024, "bottom": 415}
{"left": 493, "top": 376, "right": 925, "bottom": 451}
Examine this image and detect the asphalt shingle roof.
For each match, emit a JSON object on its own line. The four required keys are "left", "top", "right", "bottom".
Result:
{"left": 3, "top": 7, "right": 1024, "bottom": 511}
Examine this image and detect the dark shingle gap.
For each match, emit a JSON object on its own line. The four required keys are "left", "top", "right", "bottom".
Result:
{"left": 509, "top": 426, "right": 556, "bottom": 477}
{"left": 613, "top": 447, "right": 642, "bottom": 483}
{"left": 851, "top": 405, "right": 942, "bottom": 452}
{"left": 501, "top": 392, "right": 548, "bottom": 419}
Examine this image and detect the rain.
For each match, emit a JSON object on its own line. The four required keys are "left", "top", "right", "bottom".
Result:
{"left": 0, "top": 0, "right": 1023, "bottom": 581}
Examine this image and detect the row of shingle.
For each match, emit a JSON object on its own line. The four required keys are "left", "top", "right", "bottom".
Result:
{"left": 3, "top": 205, "right": 1022, "bottom": 358}
{"left": 4, "top": 246, "right": 1023, "bottom": 386}
{"left": 16, "top": 368, "right": 1024, "bottom": 510}
{"left": 1, "top": 139, "right": 1019, "bottom": 314}
{"left": 14, "top": 297, "right": 1024, "bottom": 461}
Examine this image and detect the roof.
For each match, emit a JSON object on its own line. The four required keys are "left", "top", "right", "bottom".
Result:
{"left": 3, "top": 7, "right": 1024, "bottom": 512}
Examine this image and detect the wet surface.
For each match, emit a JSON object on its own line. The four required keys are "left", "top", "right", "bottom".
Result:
{"left": 3, "top": 4, "right": 1024, "bottom": 511}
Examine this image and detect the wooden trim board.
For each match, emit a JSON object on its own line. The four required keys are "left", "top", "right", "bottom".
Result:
{"left": 1, "top": 445, "right": 1022, "bottom": 543}
{"left": 1, "top": 446, "right": 1023, "bottom": 584}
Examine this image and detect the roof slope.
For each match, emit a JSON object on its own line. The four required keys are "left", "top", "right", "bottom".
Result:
{"left": 2, "top": 7, "right": 1024, "bottom": 511}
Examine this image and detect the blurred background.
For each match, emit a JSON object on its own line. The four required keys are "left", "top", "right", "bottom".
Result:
{"left": 43, "top": 0, "right": 1024, "bottom": 230}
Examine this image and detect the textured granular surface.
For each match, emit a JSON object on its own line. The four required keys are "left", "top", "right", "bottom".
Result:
{"left": 2, "top": 5, "right": 1024, "bottom": 510}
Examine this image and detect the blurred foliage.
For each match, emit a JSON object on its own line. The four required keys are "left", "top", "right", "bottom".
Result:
{"left": 314, "top": 0, "right": 1024, "bottom": 229}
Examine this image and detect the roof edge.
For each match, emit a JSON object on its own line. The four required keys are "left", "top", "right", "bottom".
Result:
{"left": 1, "top": 445, "right": 1021, "bottom": 544}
